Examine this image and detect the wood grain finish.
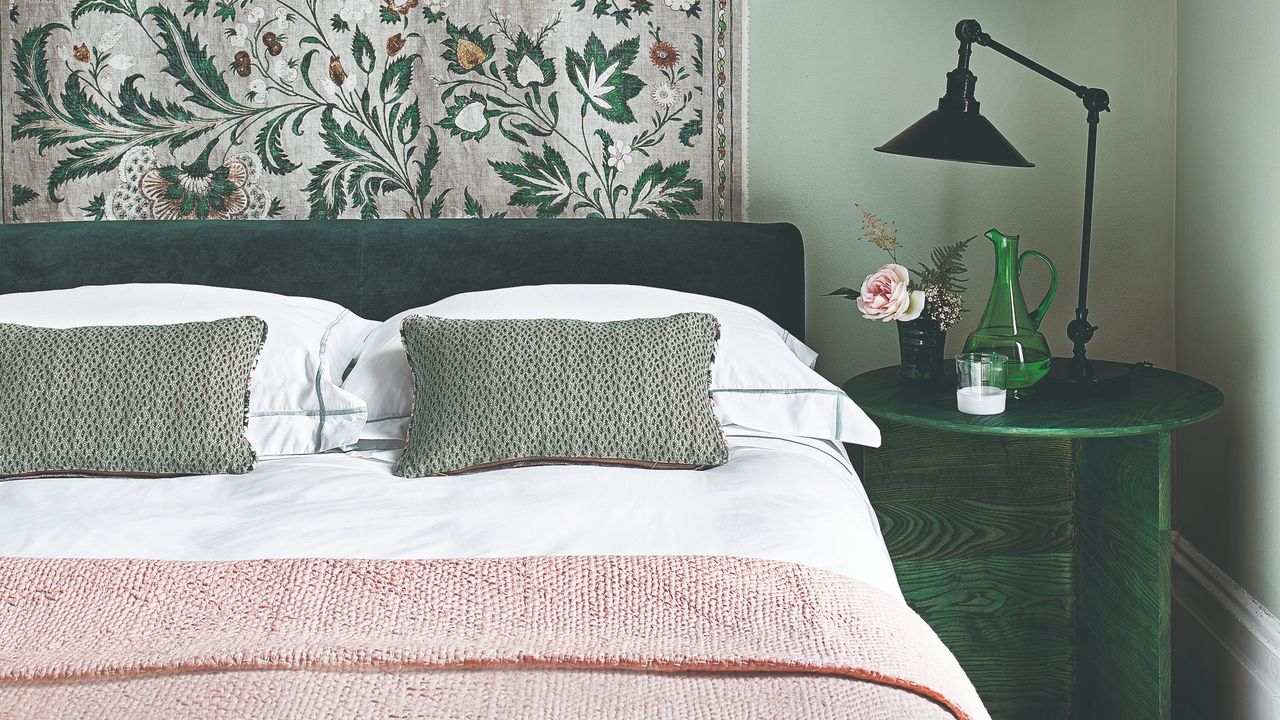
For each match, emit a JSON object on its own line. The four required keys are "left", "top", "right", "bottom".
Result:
{"left": 867, "top": 422, "right": 1073, "bottom": 561}
{"left": 1075, "top": 433, "right": 1172, "bottom": 720}
{"left": 876, "top": 499, "right": 1072, "bottom": 561}
{"left": 849, "top": 369, "right": 1222, "bottom": 720}
{"left": 896, "top": 554, "right": 1075, "bottom": 719}
{"left": 862, "top": 421, "right": 1076, "bottom": 719}
{"left": 868, "top": 421, "right": 1074, "bottom": 502}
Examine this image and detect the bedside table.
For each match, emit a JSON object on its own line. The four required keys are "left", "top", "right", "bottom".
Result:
{"left": 843, "top": 365, "right": 1222, "bottom": 720}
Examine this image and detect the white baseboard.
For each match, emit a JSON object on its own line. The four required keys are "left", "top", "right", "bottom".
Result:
{"left": 1171, "top": 531, "right": 1280, "bottom": 714}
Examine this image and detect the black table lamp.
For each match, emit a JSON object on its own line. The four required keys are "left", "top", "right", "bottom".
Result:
{"left": 877, "top": 19, "right": 1127, "bottom": 384}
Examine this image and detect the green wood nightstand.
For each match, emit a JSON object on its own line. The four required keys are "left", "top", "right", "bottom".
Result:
{"left": 843, "top": 365, "right": 1222, "bottom": 720}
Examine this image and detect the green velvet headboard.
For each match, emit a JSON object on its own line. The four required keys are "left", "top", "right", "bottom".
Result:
{"left": 1, "top": 219, "right": 805, "bottom": 339}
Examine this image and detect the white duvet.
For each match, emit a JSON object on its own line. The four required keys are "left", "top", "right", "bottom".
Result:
{"left": 0, "top": 429, "right": 901, "bottom": 599}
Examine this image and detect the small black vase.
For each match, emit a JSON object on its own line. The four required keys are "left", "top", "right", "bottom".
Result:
{"left": 897, "top": 316, "right": 946, "bottom": 381}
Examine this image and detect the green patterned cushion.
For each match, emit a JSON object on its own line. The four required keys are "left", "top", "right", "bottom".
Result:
{"left": 0, "top": 317, "right": 267, "bottom": 478}
{"left": 395, "top": 313, "right": 728, "bottom": 477}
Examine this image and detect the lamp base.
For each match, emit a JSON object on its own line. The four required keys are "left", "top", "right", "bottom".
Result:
{"left": 1009, "top": 358, "right": 1136, "bottom": 400}
{"left": 1044, "top": 357, "right": 1136, "bottom": 387}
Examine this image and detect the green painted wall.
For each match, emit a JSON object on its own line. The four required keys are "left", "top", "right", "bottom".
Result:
{"left": 1175, "top": 0, "right": 1280, "bottom": 612}
{"left": 747, "top": 1, "right": 1177, "bottom": 382}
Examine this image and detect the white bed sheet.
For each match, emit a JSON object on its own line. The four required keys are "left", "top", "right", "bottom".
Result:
{"left": 0, "top": 430, "right": 901, "bottom": 599}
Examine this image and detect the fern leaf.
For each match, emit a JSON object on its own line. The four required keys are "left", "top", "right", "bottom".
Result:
{"left": 917, "top": 235, "right": 975, "bottom": 293}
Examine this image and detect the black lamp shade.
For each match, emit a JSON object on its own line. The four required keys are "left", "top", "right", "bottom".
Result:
{"left": 876, "top": 109, "right": 1034, "bottom": 168}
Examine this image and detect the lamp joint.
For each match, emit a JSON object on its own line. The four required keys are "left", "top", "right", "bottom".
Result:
{"left": 1066, "top": 311, "right": 1098, "bottom": 381}
{"left": 955, "top": 19, "right": 987, "bottom": 45}
{"left": 1081, "top": 87, "right": 1111, "bottom": 114}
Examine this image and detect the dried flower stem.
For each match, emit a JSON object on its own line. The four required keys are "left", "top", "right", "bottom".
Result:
{"left": 857, "top": 204, "right": 900, "bottom": 263}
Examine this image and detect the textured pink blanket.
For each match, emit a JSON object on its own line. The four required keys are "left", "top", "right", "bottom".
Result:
{"left": 0, "top": 555, "right": 988, "bottom": 720}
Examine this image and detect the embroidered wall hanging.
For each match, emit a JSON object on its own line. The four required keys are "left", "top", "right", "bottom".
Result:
{"left": 0, "top": 0, "right": 745, "bottom": 223}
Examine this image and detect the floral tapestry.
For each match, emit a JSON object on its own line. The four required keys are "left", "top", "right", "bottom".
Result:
{"left": 0, "top": 0, "right": 744, "bottom": 223}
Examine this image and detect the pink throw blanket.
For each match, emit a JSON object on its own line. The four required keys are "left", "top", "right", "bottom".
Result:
{"left": 0, "top": 555, "right": 989, "bottom": 719}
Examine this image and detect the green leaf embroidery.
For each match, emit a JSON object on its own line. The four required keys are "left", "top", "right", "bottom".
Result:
{"left": 571, "top": 0, "right": 650, "bottom": 27}
{"left": 380, "top": 56, "right": 415, "bottom": 102}
{"left": 255, "top": 109, "right": 305, "bottom": 175}
{"left": 144, "top": 6, "right": 242, "bottom": 113}
{"left": 463, "top": 188, "right": 484, "bottom": 218}
{"left": 565, "top": 33, "right": 644, "bottom": 124}
{"left": 11, "top": 25, "right": 64, "bottom": 153}
{"left": 461, "top": 188, "right": 506, "bottom": 218}
{"left": 628, "top": 160, "right": 702, "bottom": 218}
{"left": 489, "top": 143, "right": 575, "bottom": 218}
{"left": 306, "top": 160, "right": 346, "bottom": 219}
{"left": 299, "top": 49, "right": 325, "bottom": 96}
{"left": 415, "top": 128, "right": 442, "bottom": 205}
{"left": 320, "top": 107, "right": 376, "bottom": 161}
{"left": 352, "top": 28, "right": 375, "bottom": 74}
{"left": 358, "top": 190, "right": 381, "bottom": 219}
{"left": 428, "top": 189, "right": 449, "bottom": 218}
{"left": 678, "top": 109, "right": 703, "bottom": 147}
{"left": 12, "top": 185, "right": 39, "bottom": 208}
{"left": 306, "top": 108, "right": 404, "bottom": 220}
{"left": 212, "top": 0, "right": 235, "bottom": 21}
{"left": 116, "top": 75, "right": 203, "bottom": 143}
{"left": 70, "top": 0, "right": 137, "bottom": 24}
{"left": 397, "top": 101, "right": 421, "bottom": 145}
{"left": 330, "top": 14, "right": 350, "bottom": 32}
{"left": 81, "top": 193, "right": 107, "bottom": 220}
{"left": 183, "top": 0, "right": 208, "bottom": 17}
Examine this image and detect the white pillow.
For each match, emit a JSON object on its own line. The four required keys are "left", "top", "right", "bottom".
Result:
{"left": 0, "top": 284, "right": 378, "bottom": 456}
{"left": 342, "top": 285, "right": 881, "bottom": 447}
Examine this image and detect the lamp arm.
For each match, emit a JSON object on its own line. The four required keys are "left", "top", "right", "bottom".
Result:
{"left": 955, "top": 18, "right": 1109, "bottom": 381}
{"left": 955, "top": 19, "right": 1110, "bottom": 117}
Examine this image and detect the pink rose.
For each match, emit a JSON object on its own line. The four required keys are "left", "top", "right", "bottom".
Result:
{"left": 856, "top": 263, "right": 925, "bottom": 322}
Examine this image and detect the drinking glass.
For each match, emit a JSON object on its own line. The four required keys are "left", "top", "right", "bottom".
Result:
{"left": 955, "top": 352, "right": 1007, "bottom": 415}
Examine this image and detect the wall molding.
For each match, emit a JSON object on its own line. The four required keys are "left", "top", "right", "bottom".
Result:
{"left": 1171, "top": 531, "right": 1280, "bottom": 705}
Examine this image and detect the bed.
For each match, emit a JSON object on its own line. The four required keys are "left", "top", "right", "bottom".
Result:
{"left": 0, "top": 218, "right": 988, "bottom": 719}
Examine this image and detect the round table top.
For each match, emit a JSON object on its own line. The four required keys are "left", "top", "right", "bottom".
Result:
{"left": 843, "top": 363, "right": 1224, "bottom": 438}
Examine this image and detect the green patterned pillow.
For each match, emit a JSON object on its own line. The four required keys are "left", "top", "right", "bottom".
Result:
{"left": 0, "top": 317, "right": 267, "bottom": 478}
{"left": 395, "top": 313, "right": 728, "bottom": 477}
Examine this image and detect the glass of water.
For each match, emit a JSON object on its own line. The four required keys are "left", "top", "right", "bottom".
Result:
{"left": 955, "top": 352, "right": 1008, "bottom": 415}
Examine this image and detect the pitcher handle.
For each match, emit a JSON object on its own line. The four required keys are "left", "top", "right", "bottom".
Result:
{"left": 1018, "top": 250, "right": 1058, "bottom": 329}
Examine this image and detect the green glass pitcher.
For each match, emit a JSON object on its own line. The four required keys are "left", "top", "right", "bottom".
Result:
{"left": 962, "top": 229, "right": 1059, "bottom": 389}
